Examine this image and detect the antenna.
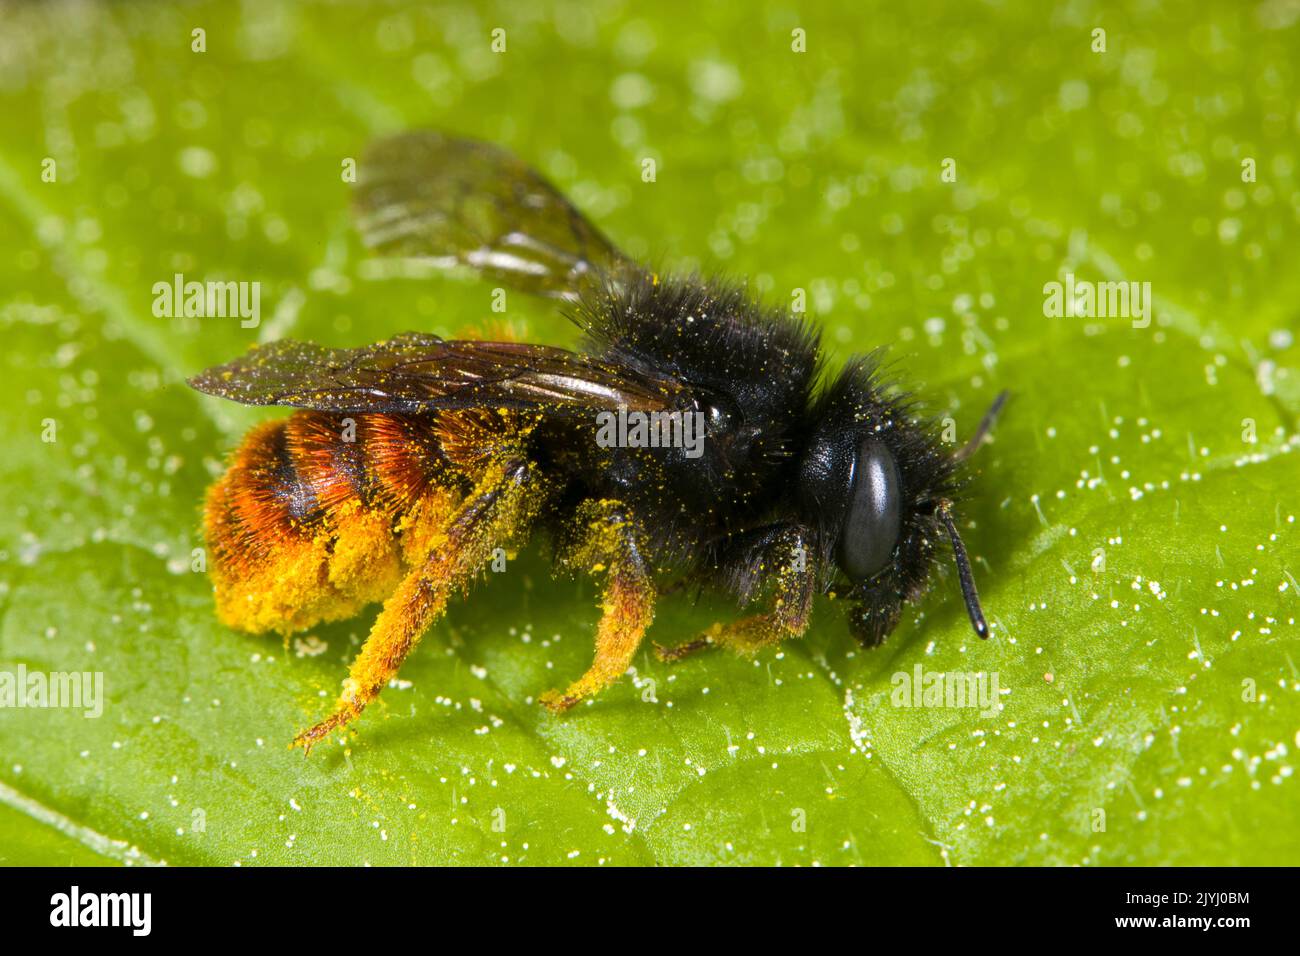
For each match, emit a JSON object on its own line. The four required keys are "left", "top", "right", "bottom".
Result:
{"left": 937, "top": 500, "right": 989, "bottom": 638}
{"left": 953, "top": 390, "right": 1010, "bottom": 462}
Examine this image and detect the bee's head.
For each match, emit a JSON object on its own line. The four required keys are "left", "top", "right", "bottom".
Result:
{"left": 797, "top": 358, "right": 990, "bottom": 645}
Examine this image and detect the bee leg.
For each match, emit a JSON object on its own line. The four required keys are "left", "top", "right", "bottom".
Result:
{"left": 538, "top": 501, "right": 654, "bottom": 713}
{"left": 292, "top": 457, "right": 537, "bottom": 752}
{"left": 847, "top": 585, "right": 909, "bottom": 648}
{"left": 655, "top": 525, "right": 814, "bottom": 662}
{"left": 652, "top": 636, "right": 712, "bottom": 662}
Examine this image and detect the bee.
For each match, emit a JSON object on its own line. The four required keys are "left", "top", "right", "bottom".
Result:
{"left": 190, "top": 131, "right": 1006, "bottom": 752}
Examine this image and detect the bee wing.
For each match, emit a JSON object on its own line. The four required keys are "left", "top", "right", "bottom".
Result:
{"left": 189, "top": 332, "right": 686, "bottom": 416}
{"left": 353, "top": 131, "right": 643, "bottom": 301}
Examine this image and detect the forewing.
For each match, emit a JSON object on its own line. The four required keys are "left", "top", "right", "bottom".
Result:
{"left": 354, "top": 131, "right": 643, "bottom": 300}
{"left": 189, "top": 332, "right": 684, "bottom": 415}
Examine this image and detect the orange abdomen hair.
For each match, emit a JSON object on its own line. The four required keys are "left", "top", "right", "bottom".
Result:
{"left": 203, "top": 411, "right": 462, "bottom": 635}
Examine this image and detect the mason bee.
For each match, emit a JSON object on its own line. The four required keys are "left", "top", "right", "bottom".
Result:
{"left": 190, "top": 131, "right": 1005, "bottom": 752}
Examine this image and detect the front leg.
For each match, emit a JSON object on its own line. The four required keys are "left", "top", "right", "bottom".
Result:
{"left": 846, "top": 589, "right": 904, "bottom": 648}
{"left": 655, "top": 524, "right": 815, "bottom": 662}
{"left": 539, "top": 500, "right": 655, "bottom": 713}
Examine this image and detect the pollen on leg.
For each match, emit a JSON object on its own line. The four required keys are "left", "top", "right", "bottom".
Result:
{"left": 539, "top": 500, "right": 655, "bottom": 712}
{"left": 654, "top": 526, "right": 813, "bottom": 662}
{"left": 539, "top": 567, "right": 654, "bottom": 712}
{"left": 292, "top": 458, "right": 542, "bottom": 752}
{"left": 394, "top": 486, "right": 461, "bottom": 565}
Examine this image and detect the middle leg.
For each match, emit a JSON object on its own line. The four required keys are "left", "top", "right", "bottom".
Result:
{"left": 539, "top": 499, "right": 655, "bottom": 713}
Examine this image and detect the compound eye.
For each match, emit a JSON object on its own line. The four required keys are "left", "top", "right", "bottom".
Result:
{"left": 838, "top": 438, "right": 902, "bottom": 581}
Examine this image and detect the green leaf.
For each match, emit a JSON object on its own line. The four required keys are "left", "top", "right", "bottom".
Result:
{"left": 1, "top": 1, "right": 1297, "bottom": 866}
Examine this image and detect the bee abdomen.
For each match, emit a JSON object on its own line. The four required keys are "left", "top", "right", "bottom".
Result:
{"left": 204, "top": 412, "right": 456, "bottom": 635}
{"left": 205, "top": 419, "right": 313, "bottom": 561}
{"left": 284, "top": 411, "right": 372, "bottom": 515}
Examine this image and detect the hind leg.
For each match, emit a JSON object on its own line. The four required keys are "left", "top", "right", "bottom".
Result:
{"left": 292, "top": 457, "right": 540, "bottom": 752}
